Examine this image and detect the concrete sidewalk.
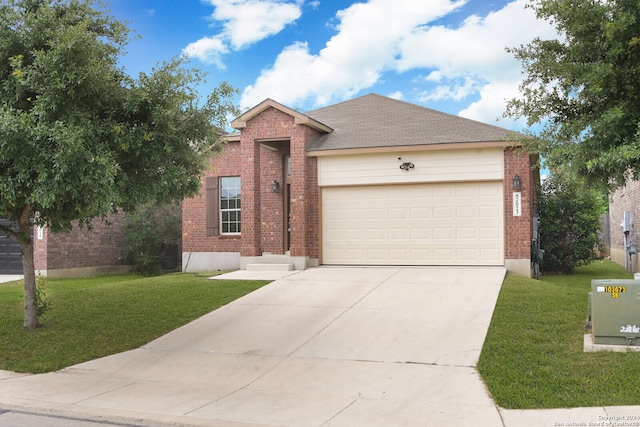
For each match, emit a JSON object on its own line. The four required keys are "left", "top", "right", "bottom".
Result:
{"left": 2, "top": 267, "right": 637, "bottom": 426}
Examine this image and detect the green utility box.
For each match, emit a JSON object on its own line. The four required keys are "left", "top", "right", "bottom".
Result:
{"left": 589, "top": 279, "right": 640, "bottom": 346}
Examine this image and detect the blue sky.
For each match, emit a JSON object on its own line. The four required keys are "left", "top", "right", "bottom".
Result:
{"left": 108, "top": 0, "right": 557, "bottom": 131}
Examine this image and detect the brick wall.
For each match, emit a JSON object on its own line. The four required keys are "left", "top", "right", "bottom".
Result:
{"left": 183, "top": 106, "right": 320, "bottom": 259}
{"left": 297, "top": 125, "right": 320, "bottom": 258}
{"left": 182, "top": 141, "right": 243, "bottom": 253}
{"left": 34, "top": 212, "right": 128, "bottom": 271}
{"left": 34, "top": 224, "right": 47, "bottom": 271}
{"left": 503, "top": 148, "right": 535, "bottom": 260}
{"left": 609, "top": 179, "right": 640, "bottom": 249}
{"left": 608, "top": 179, "right": 640, "bottom": 270}
{"left": 238, "top": 107, "right": 320, "bottom": 258}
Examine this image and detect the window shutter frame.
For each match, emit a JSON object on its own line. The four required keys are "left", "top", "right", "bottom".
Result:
{"left": 206, "top": 176, "right": 219, "bottom": 236}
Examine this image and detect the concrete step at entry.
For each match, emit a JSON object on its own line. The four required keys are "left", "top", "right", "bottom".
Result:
{"left": 246, "top": 263, "right": 294, "bottom": 272}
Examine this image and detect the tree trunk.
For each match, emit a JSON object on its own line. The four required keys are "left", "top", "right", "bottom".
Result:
{"left": 19, "top": 208, "right": 39, "bottom": 329}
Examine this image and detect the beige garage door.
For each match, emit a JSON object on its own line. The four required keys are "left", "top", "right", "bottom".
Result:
{"left": 322, "top": 182, "right": 504, "bottom": 266}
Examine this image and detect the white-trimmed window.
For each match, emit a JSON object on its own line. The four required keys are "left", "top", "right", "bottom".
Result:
{"left": 220, "top": 176, "right": 241, "bottom": 234}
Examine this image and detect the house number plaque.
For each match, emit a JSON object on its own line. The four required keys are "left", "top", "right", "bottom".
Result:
{"left": 513, "top": 192, "right": 522, "bottom": 217}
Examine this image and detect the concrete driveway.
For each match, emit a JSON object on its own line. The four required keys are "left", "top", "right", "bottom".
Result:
{"left": 0, "top": 266, "right": 506, "bottom": 426}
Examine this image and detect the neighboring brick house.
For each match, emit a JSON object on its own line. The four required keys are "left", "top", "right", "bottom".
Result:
{"left": 608, "top": 179, "right": 640, "bottom": 273}
{"left": 33, "top": 213, "right": 130, "bottom": 278}
{"left": 183, "top": 93, "right": 540, "bottom": 277}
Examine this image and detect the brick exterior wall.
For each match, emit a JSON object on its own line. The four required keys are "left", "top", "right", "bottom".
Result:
{"left": 608, "top": 179, "right": 640, "bottom": 271}
{"left": 239, "top": 107, "right": 319, "bottom": 257}
{"left": 34, "top": 212, "right": 128, "bottom": 273}
{"left": 609, "top": 180, "right": 640, "bottom": 250}
{"left": 503, "top": 148, "right": 536, "bottom": 262}
{"left": 182, "top": 141, "right": 243, "bottom": 253}
{"left": 183, "top": 106, "right": 322, "bottom": 266}
{"left": 290, "top": 123, "right": 320, "bottom": 258}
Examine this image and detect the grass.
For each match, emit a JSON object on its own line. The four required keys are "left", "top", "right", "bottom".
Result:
{"left": 0, "top": 273, "right": 269, "bottom": 374}
{"left": 478, "top": 259, "right": 640, "bottom": 409}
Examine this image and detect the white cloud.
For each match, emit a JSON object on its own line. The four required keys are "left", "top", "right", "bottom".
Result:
{"left": 241, "top": 0, "right": 465, "bottom": 109}
{"left": 387, "top": 91, "right": 403, "bottom": 100}
{"left": 183, "top": 36, "right": 228, "bottom": 67}
{"left": 458, "top": 81, "right": 525, "bottom": 127}
{"left": 240, "top": 0, "right": 556, "bottom": 127}
{"left": 183, "top": 0, "right": 302, "bottom": 65}
{"left": 419, "top": 76, "right": 482, "bottom": 102}
{"left": 396, "top": 0, "right": 556, "bottom": 125}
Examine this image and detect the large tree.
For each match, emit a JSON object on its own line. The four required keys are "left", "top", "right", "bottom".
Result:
{"left": 0, "top": 0, "right": 238, "bottom": 328}
{"left": 505, "top": 0, "right": 640, "bottom": 189}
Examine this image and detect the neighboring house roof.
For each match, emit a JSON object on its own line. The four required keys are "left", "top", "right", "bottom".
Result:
{"left": 305, "top": 93, "right": 518, "bottom": 152}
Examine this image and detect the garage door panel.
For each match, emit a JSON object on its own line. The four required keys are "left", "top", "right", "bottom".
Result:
{"left": 322, "top": 182, "right": 504, "bottom": 266}
{"left": 389, "top": 208, "right": 408, "bottom": 220}
{"left": 433, "top": 248, "right": 455, "bottom": 263}
{"left": 389, "top": 248, "right": 409, "bottom": 261}
{"left": 410, "top": 207, "right": 431, "bottom": 219}
{"left": 456, "top": 228, "right": 477, "bottom": 240}
{"left": 433, "top": 186, "right": 453, "bottom": 197}
{"left": 456, "top": 206, "right": 477, "bottom": 218}
{"left": 457, "top": 248, "right": 478, "bottom": 261}
{"left": 366, "top": 229, "right": 386, "bottom": 240}
{"left": 481, "top": 248, "right": 502, "bottom": 262}
{"left": 480, "top": 205, "right": 501, "bottom": 218}
{"left": 346, "top": 209, "right": 364, "bottom": 220}
{"left": 433, "top": 227, "right": 454, "bottom": 240}
{"left": 411, "top": 228, "right": 431, "bottom": 240}
{"left": 480, "top": 226, "right": 501, "bottom": 239}
{"left": 433, "top": 207, "right": 453, "bottom": 218}
{"left": 389, "top": 228, "right": 408, "bottom": 240}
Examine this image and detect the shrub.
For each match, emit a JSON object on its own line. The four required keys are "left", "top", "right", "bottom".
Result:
{"left": 538, "top": 171, "right": 606, "bottom": 274}
{"left": 123, "top": 203, "right": 181, "bottom": 275}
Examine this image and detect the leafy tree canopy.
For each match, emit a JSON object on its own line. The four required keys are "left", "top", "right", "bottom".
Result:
{"left": 0, "top": 0, "right": 238, "bottom": 327}
{"left": 505, "top": 0, "right": 640, "bottom": 190}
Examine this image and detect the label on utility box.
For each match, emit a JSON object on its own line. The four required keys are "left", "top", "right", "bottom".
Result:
{"left": 620, "top": 324, "right": 640, "bottom": 333}
{"left": 596, "top": 285, "right": 626, "bottom": 298}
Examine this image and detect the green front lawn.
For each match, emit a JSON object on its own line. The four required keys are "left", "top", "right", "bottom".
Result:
{"left": 0, "top": 273, "right": 269, "bottom": 373}
{"left": 479, "top": 260, "right": 639, "bottom": 409}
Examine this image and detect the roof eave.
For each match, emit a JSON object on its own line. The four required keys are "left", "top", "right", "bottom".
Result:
{"left": 306, "top": 140, "right": 519, "bottom": 157}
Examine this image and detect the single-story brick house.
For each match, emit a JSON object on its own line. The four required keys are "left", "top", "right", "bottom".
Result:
{"left": 0, "top": 214, "right": 130, "bottom": 277}
{"left": 182, "top": 93, "right": 539, "bottom": 277}
{"left": 33, "top": 213, "right": 131, "bottom": 278}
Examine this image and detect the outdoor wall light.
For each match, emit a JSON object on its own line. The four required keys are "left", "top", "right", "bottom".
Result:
{"left": 512, "top": 174, "right": 522, "bottom": 191}
{"left": 399, "top": 162, "right": 415, "bottom": 171}
{"left": 271, "top": 180, "right": 280, "bottom": 193}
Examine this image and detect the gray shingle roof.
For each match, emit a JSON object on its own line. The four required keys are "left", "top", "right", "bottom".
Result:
{"left": 305, "top": 93, "right": 517, "bottom": 151}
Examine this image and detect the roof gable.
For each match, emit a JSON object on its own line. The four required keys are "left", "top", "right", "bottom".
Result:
{"left": 231, "top": 98, "right": 332, "bottom": 133}
{"left": 305, "top": 93, "right": 518, "bottom": 151}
